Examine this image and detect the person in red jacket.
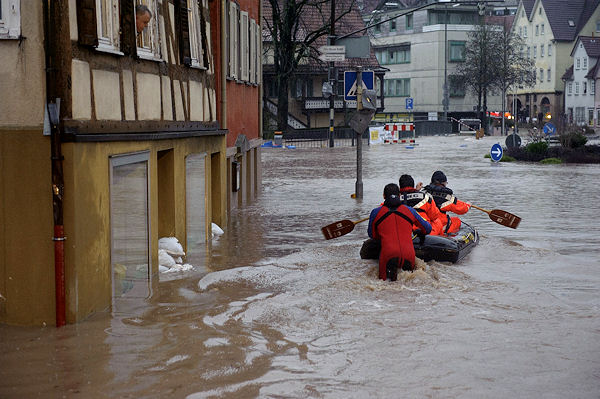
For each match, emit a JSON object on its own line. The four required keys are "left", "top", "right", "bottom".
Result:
{"left": 423, "top": 171, "right": 471, "bottom": 235}
{"left": 368, "top": 183, "right": 431, "bottom": 281}
{"left": 398, "top": 174, "right": 444, "bottom": 234}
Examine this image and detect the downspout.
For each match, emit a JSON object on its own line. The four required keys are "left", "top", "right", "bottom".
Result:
{"left": 221, "top": 0, "right": 227, "bottom": 128}
{"left": 43, "top": 0, "right": 66, "bottom": 327}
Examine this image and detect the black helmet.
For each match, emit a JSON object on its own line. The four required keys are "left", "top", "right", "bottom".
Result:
{"left": 431, "top": 170, "right": 447, "bottom": 184}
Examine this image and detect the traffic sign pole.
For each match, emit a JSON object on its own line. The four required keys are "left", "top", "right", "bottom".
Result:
{"left": 355, "top": 67, "right": 363, "bottom": 200}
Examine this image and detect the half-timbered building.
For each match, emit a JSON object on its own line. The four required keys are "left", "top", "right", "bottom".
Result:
{"left": 0, "top": 0, "right": 262, "bottom": 326}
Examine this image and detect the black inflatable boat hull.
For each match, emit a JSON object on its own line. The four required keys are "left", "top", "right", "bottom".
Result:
{"left": 360, "top": 222, "right": 479, "bottom": 263}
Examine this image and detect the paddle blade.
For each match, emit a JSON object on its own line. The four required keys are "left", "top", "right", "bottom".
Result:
{"left": 321, "top": 219, "right": 356, "bottom": 240}
{"left": 489, "top": 209, "right": 521, "bottom": 229}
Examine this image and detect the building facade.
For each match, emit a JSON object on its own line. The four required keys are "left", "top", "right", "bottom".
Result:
{"left": 563, "top": 37, "right": 599, "bottom": 126}
{"left": 365, "top": 2, "right": 502, "bottom": 126}
{"left": 511, "top": 0, "right": 600, "bottom": 124}
{"left": 0, "top": 0, "right": 261, "bottom": 326}
{"left": 262, "top": 1, "right": 386, "bottom": 132}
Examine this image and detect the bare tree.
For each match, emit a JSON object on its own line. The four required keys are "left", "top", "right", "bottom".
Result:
{"left": 453, "top": 24, "right": 498, "bottom": 135}
{"left": 492, "top": 24, "right": 536, "bottom": 134}
{"left": 263, "top": 0, "right": 356, "bottom": 132}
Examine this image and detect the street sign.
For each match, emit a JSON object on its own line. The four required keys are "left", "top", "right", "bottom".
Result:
{"left": 490, "top": 143, "right": 503, "bottom": 162}
{"left": 344, "top": 71, "right": 374, "bottom": 101}
{"left": 319, "top": 53, "right": 345, "bottom": 62}
{"left": 543, "top": 122, "right": 556, "bottom": 136}
{"left": 318, "top": 45, "right": 346, "bottom": 62}
{"left": 406, "top": 98, "right": 413, "bottom": 110}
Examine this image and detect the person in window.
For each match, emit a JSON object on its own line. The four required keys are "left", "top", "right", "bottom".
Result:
{"left": 367, "top": 183, "right": 431, "bottom": 281}
{"left": 423, "top": 171, "right": 471, "bottom": 235}
{"left": 136, "top": 4, "right": 152, "bottom": 34}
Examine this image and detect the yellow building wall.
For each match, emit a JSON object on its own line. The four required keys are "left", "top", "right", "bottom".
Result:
{"left": 0, "top": 131, "right": 55, "bottom": 326}
{"left": 0, "top": 132, "right": 226, "bottom": 326}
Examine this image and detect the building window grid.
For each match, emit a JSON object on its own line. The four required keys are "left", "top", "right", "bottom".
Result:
{"left": 539, "top": 68, "right": 543, "bottom": 82}
{"left": 540, "top": 44, "right": 544, "bottom": 57}
{"left": 568, "top": 82, "right": 572, "bottom": 95}
{"left": 406, "top": 13, "right": 413, "bottom": 30}
{"left": 384, "top": 78, "right": 410, "bottom": 97}
{"left": 548, "top": 43, "right": 552, "bottom": 56}
{"left": 449, "top": 41, "right": 466, "bottom": 62}
{"left": 541, "top": 23, "right": 544, "bottom": 34}
{"left": 547, "top": 68, "right": 551, "bottom": 81}
{"left": 187, "top": 0, "right": 205, "bottom": 68}
{"left": 535, "top": 24, "right": 539, "bottom": 35}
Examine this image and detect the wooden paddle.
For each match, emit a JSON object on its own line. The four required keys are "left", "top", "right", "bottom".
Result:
{"left": 470, "top": 204, "right": 521, "bottom": 229}
{"left": 321, "top": 217, "right": 370, "bottom": 240}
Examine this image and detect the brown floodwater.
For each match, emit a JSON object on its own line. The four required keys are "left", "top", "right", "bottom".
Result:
{"left": 1, "top": 136, "right": 599, "bottom": 398}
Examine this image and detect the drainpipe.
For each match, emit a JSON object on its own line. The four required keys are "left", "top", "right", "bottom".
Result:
{"left": 43, "top": 0, "right": 66, "bottom": 327}
{"left": 221, "top": 0, "right": 227, "bottom": 129}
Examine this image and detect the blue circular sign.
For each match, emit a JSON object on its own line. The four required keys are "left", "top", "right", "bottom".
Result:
{"left": 490, "top": 143, "right": 503, "bottom": 162}
{"left": 543, "top": 122, "right": 556, "bottom": 136}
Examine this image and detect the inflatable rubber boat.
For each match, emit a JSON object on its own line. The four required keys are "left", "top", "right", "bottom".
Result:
{"left": 359, "top": 222, "right": 479, "bottom": 263}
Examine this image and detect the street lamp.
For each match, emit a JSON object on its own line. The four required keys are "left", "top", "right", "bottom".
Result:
{"left": 440, "top": 1, "right": 460, "bottom": 123}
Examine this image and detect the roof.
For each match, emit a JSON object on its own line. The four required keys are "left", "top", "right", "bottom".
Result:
{"left": 586, "top": 61, "right": 598, "bottom": 79}
{"left": 579, "top": 36, "right": 600, "bottom": 58}
{"left": 262, "top": 0, "right": 384, "bottom": 73}
{"left": 561, "top": 65, "right": 573, "bottom": 81}
{"left": 540, "top": 0, "right": 600, "bottom": 41}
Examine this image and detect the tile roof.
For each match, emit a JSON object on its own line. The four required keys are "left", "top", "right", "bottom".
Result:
{"left": 579, "top": 36, "right": 600, "bottom": 58}
{"left": 585, "top": 61, "right": 598, "bottom": 79}
{"left": 541, "top": 0, "right": 600, "bottom": 41}
{"left": 561, "top": 64, "right": 573, "bottom": 81}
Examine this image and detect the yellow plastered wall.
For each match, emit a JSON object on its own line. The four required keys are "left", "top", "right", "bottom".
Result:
{"left": 0, "top": 133, "right": 226, "bottom": 325}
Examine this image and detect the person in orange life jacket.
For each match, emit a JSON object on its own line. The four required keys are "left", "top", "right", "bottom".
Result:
{"left": 423, "top": 171, "right": 471, "bottom": 235}
{"left": 368, "top": 183, "right": 431, "bottom": 281}
{"left": 398, "top": 174, "right": 444, "bottom": 235}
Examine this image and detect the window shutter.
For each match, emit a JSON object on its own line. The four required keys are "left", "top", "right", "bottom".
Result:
{"left": 77, "top": 0, "right": 98, "bottom": 47}
{"left": 176, "top": 0, "right": 192, "bottom": 66}
{"left": 120, "top": 0, "right": 137, "bottom": 56}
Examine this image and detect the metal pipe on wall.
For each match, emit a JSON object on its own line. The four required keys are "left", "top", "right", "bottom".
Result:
{"left": 43, "top": 0, "right": 66, "bottom": 327}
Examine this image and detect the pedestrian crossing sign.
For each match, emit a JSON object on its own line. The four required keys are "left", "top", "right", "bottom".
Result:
{"left": 344, "top": 71, "right": 374, "bottom": 101}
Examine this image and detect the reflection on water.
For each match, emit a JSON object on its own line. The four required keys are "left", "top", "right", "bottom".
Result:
{"left": 1, "top": 136, "right": 599, "bottom": 398}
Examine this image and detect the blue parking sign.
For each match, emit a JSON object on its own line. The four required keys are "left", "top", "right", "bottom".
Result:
{"left": 406, "top": 98, "right": 413, "bottom": 110}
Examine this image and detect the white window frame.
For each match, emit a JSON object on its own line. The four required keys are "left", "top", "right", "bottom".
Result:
{"left": 547, "top": 68, "right": 551, "bottom": 82}
{"left": 0, "top": 0, "right": 21, "bottom": 39}
{"left": 583, "top": 57, "right": 587, "bottom": 69}
{"left": 540, "top": 44, "right": 544, "bottom": 57}
{"left": 187, "top": 0, "right": 205, "bottom": 68}
{"left": 591, "top": 80, "right": 596, "bottom": 95}
{"left": 568, "top": 82, "right": 572, "bottom": 95}
{"left": 548, "top": 43, "right": 552, "bottom": 56}
{"left": 539, "top": 68, "right": 543, "bottom": 82}
{"left": 136, "top": 0, "right": 162, "bottom": 61}
{"left": 575, "top": 82, "right": 579, "bottom": 95}
{"left": 95, "top": 0, "right": 121, "bottom": 53}
{"left": 228, "top": 1, "right": 239, "bottom": 79}
{"left": 240, "top": 10, "right": 249, "bottom": 81}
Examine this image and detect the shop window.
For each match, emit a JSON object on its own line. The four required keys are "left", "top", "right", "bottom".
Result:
{"left": 185, "top": 153, "right": 207, "bottom": 260}
{"left": 110, "top": 152, "right": 151, "bottom": 310}
{"left": 0, "top": 0, "right": 21, "bottom": 39}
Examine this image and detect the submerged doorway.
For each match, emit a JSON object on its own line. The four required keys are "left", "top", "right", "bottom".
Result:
{"left": 109, "top": 152, "right": 151, "bottom": 312}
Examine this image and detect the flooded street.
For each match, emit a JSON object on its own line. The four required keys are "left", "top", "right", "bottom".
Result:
{"left": 1, "top": 135, "right": 599, "bottom": 398}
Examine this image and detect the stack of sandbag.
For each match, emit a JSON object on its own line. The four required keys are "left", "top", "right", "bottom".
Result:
{"left": 158, "top": 237, "right": 194, "bottom": 273}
